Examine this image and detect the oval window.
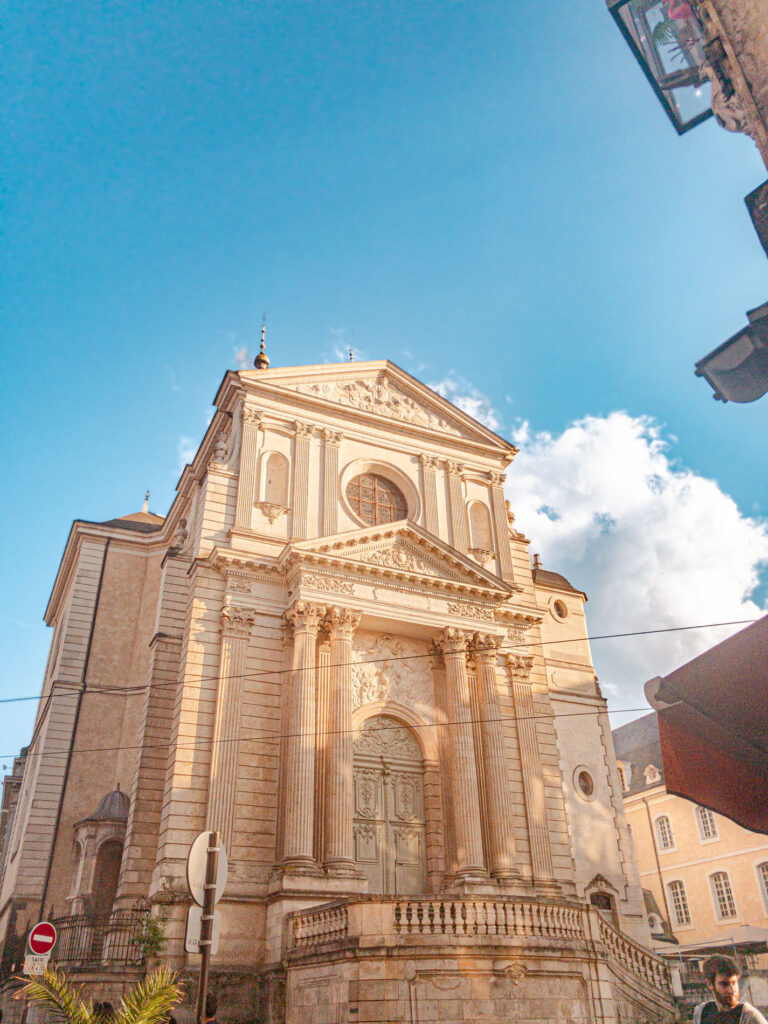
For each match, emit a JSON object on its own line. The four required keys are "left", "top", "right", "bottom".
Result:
{"left": 577, "top": 770, "right": 595, "bottom": 797}
{"left": 346, "top": 473, "right": 408, "bottom": 526}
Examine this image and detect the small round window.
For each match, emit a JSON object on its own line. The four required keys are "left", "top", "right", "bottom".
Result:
{"left": 576, "top": 769, "right": 595, "bottom": 799}
{"left": 346, "top": 473, "right": 408, "bottom": 526}
{"left": 553, "top": 600, "right": 568, "bottom": 620}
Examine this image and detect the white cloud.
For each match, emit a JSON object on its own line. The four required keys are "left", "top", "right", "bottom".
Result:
{"left": 234, "top": 346, "right": 250, "bottom": 370}
{"left": 177, "top": 436, "right": 198, "bottom": 472}
{"left": 430, "top": 375, "right": 501, "bottom": 432}
{"left": 507, "top": 411, "right": 768, "bottom": 711}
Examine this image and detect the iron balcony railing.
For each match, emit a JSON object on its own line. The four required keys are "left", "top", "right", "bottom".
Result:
{"left": 50, "top": 901, "right": 150, "bottom": 969}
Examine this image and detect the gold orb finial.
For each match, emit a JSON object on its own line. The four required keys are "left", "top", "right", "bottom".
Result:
{"left": 254, "top": 319, "right": 270, "bottom": 370}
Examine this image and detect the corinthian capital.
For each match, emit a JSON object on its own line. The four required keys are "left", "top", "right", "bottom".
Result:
{"left": 445, "top": 460, "right": 464, "bottom": 477}
{"left": 489, "top": 470, "right": 506, "bottom": 487}
{"left": 324, "top": 606, "right": 361, "bottom": 641}
{"left": 434, "top": 626, "right": 469, "bottom": 656}
{"left": 294, "top": 421, "right": 314, "bottom": 439}
{"left": 284, "top": 601, "right": 326, "bottom": 634}
{"left": 243, "top": 406, "right": 263, "bottom": 426}
{"left": 505, "top": 653, "right": 534, "bottom": 682}
{"left": 321, "top": 428, "right": 342, "bottom": 446}
{"left": 221, "top": 605, "right": 257, "bottom": 639}
{"left": 419, "top": 453, "right": 439, "bottom": 470}
{"left": 471, "top": 632, "right": 503, "bottom": 662}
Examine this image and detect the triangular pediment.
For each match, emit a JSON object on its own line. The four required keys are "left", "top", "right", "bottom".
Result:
{"left": 284, "top": 521, "right": 513, "bottom": 597}
{"left": 239, "top": 360, "right": 515, "bottom": 454}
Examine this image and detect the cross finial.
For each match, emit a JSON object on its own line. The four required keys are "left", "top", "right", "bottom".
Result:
{"left": 142, "top": 490, "right": 149, "bottom": 513}
{"left": 254, "top": 315, "right": 270, "bottom": 370}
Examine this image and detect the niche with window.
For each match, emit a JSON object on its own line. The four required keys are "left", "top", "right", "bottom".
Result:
{"left": 467, "top": 501, "right": 494, "bottom": 564}
{"left": 257, "top": 451, "right": 290, "bottom": 523}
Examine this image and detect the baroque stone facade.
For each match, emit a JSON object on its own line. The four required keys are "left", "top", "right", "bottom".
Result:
{"left": 0, "top": 359, "right": 674, "bottom": 1023}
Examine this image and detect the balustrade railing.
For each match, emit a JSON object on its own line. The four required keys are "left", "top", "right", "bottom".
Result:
{"left": 50, "top": 904, "right": 150, "bottom": 968}
{"left": 288, "top": 895, "right": 671, "bottom": 995}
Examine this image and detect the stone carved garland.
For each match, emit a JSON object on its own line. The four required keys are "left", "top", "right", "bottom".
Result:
{"left": 446, "top": 601, "right": 495, "bottom": 622}
{"left": 301, "top": 573, "right": 355, "bottom": 595}
{"left": 292, "top": 377, "right": 464, "bottom": 436}
{"left": 351, "top": 633, "right": 433, "bottom": 711}
{"left": 353, "top": 715, "right": 422, "bottom": 760}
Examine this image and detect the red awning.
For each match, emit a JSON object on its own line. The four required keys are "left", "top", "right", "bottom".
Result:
{"left": 645, "top": 617, "right": 768, "bottom": 835}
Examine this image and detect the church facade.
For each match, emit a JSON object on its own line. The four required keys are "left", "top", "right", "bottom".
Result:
{"left": 0, "top": 356, "right": 674, "bottom": 1023}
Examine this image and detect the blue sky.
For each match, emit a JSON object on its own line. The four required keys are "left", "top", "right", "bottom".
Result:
{"left": 2, "top": 1, "right": 767, "bottom": 762}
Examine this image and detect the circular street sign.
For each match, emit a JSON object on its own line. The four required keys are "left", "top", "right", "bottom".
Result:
{"left": 28, "top": 921, "right": 57, "bottom": 955}
{"left": 186, "top": 831, "right": 228, "bottom": 907}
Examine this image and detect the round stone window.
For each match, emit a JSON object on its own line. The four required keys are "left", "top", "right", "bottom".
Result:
{"left": 553, "top": 600, "right": 568, "bottom": 620}
{"left": 574, "top": 766, "right": 596, "bottom": 800}
{"left": 346, "top": 473, "right": 408, "bottom": 526}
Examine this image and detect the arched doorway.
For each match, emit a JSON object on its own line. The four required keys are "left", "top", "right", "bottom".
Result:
{"left": 93, "top": 840, "right": 123, "bottom": 917}
{"left": 352, "top": 715, "right": 426, "bottom": 894}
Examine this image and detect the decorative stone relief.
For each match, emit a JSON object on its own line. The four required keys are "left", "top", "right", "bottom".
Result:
{"left": 446, "top": 601, "right": 495, "bottom": 622}
{"left": 168, "top": 517, "right": 189, "bottom": 555}
{"left": 469, "top": 547, "right": 494, "bottom": 565}
{"left": 362, "top": 545, "right": 440, "bottom": 575}
{"left": 228, "top": 581, "right": 252, "bottom": 595}
{"left": 351, "top": 633, "right": 433, "bottom": 711}
{"left": 355, "top": 769, "right": 379, "bottom": 818}
{"left": 292, "top": 377, "right": 464, "bottom": 436}
{"left": 257, "top": 501, "right": 289, "bottom": 523}
{"left": 353, "top": 715, "right": 422, "bottom": 760}
{"left": 220, "top": 605, "right": 256, "bottom": 638}
{"left": 212, "top": 430, "right": 228, "bottom": 463}
{"left": 302, "top": 573, "right": 355, "bottom": 595}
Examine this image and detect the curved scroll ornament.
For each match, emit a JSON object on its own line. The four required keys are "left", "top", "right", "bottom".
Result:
{"left": 353, "top": 715, "right": 422, "bottom": 760}
{"left": 351, "top": 633, "right": 433, "bottom": 711}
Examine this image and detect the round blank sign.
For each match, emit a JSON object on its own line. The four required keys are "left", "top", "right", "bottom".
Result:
{"left": 186, "top": 831, "right": 228, "bottom": 907}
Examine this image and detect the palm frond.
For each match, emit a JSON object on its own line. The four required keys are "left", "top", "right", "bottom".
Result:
{"left": 113, "top": 967, "right": 183, "bottom": 1024}
{"left": 18, "top": 965, "right": 95, "bottom": 1024}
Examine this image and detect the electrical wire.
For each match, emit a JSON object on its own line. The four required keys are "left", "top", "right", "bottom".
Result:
{"left": 0, "top": 617, "right": 756, "bottom": 706}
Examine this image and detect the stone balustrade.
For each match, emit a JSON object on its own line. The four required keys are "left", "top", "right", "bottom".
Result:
{"left": 592, "top": 912, "right": 671, "bottom": 990}
{"left": 287, "top": 896, "right": 671, "bottom": 996}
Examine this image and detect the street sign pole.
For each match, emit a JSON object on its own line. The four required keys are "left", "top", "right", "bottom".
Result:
{"left": 194, "top": 830, "right": 219, "bottom": 1024}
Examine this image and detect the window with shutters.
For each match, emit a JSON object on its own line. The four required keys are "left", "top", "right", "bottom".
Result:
{"left": 667, "top": 880, "right": 691, "bottom": 926}
{"left": 710, "top": 871, "right": 737, "bottom": 920}
{"left": 656, "top": 815, "right": 675, "bottom": 850}
{"left": 695, "top": 805, "right": 719, "bottom": 842}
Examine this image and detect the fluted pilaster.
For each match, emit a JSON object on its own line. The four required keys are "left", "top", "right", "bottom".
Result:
{"left": 281, "top": 601, "right": 325, "bottom": 870}
{"left": 291, "top": 422, "right": 313, "bottom": 539}
{"left": 323, "top": 606, "right": 361, "bottom": 873}
{"left": 446, "top": 462, "right": 469, "bottom": 553}
{"left": 473, "top": 634, "right": 519, "bottom": 879}
{"left": 234, "top": 406, "right": 263, "bottom": 528}
{"left": 321, "top": 429, "right": 342, "bottom": 536}
{"left": 434, "top": 627, "right": 486, "bottom": 879}
{"left": 489, "top": 471, "right": 515, "bottom": 581}
{"left": 506, "top": 653, "right": 554, "bottom": 883}
{"left": 207, "top": 605, "right": 256, "bottom": 849}
{"left": 419, "top": 454, "right": 439, "bottom": 535}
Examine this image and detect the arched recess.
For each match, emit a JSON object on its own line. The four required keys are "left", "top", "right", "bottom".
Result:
{"left": 468, "top": 500, "right": 493, "bottom": 555}
{"left": 260, "top": 451, "right": 289, "bottom": 506}
{"left": 93, "top": 839, "right": 124, "bottom": 917}
{"left": 350, "top": 708, "right": 442, "bottom": 894}
{"left": 586, "top": 873, "right": 620, "bottom": 927}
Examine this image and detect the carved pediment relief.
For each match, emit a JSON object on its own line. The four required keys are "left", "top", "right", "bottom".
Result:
{"left": 288, "top": 522, "right": 513, "bottom": 598}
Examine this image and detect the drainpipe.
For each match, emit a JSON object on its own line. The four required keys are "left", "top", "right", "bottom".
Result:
{"left": 39, "top": 538, "right": 110, "bottom": 918}
{"left": 642, "top": 795, "right": 675, "bottom": 935}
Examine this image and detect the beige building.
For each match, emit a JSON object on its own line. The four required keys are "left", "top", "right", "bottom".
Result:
{"left": 0, "top": 353, "right": 673, "bottom": 1023}
{"left": 613, "top": 712, "right": 768, "bottom": 1008}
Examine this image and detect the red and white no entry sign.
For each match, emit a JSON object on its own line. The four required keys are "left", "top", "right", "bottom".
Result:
{"left": 28, "top": 921, "right": 57, "bottom": 955}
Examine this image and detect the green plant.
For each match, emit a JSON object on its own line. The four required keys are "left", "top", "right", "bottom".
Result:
{"left": 19, "top": 965, "right": 182, "bottom": 1024}
{"left": 130, "top": 918, "right": 166, "bottom": 959}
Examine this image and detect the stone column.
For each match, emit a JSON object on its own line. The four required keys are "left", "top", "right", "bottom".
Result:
{"left": 445, "top": 462, "right": 469, "bottom": 553}
{"left": 489, "top": 471, "right": 515, "bottom": 581}
{"left": 473, "top": 634, "right": 519, "bottom": 879}
{"left": 323, "top": 606, "right": 361, "bottom": 874}
{"left": 507, "top": 654, "right": 555, "bottom": 883}
{"left": 321, "top": 429, "right": 342, "bottom": 536}
{"left": 434, "top": 628, "right": 487, "bottom": 880}
{"left": 281, "top": 601, "right": 325, "bottom": 871}
{"left": 234, "top": 406, "right": 263, "bottom": 529}
{"left": 207, "top": 605, "right": 256, "bottom": 850}
{"left": 291, "top": 422, "right": 314, "bottom": 539}
{"left": 419, "top": 454, "right": 440, "bottom": 535}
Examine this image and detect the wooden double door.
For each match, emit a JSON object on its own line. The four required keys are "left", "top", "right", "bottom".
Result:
{"left": 352, "top": 755, "right": 427, "bottom": 894}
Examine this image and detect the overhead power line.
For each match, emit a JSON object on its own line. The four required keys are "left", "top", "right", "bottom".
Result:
{"left": 0, "top": 617, "right": 755, "bottom": 707}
